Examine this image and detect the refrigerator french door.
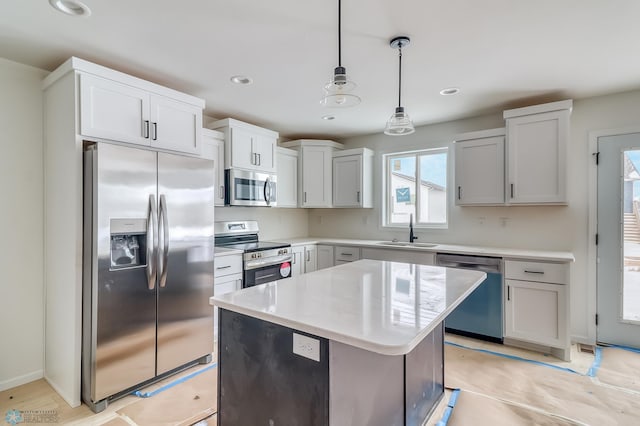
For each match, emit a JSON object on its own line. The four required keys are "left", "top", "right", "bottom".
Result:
{"left": 82, "top": 142, "right": 215, "bottom": 412}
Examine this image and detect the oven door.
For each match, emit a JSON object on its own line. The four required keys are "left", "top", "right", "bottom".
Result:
{"left": 225, "top": 169, "right": 277, "bottom": 207}
{"left": 244, "top": 256, "right": 292, "bottom": 288}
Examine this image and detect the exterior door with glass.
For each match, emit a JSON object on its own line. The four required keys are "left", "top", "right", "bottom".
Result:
{"left": 597, "top": 133, "right": 640, "bottom": 347}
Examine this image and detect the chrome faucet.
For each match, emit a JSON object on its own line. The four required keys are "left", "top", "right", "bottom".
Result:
{"left": 409, "top": 213, "right": 418, "bottom": 243}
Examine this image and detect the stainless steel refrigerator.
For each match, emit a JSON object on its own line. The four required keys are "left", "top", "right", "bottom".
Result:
{"left": 81, "top": 142, "right": 215, "bottom": 413}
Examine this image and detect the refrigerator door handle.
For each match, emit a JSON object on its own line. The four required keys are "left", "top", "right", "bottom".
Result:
{"left": 147, "top": 194, "right": 158, "bottom": 290}
{"left": 158, "top": 194, "right": 170, "bottom": 287}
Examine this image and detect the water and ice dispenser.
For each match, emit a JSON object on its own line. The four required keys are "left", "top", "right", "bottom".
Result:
{"left": 110, "top": 218, "right": 147, "bottom": 270}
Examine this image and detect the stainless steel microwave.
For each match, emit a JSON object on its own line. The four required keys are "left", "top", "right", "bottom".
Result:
{"left": 225, "top": 169, "right": 277, "bottom": 207}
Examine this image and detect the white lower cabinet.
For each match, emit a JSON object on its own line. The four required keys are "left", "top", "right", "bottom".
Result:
{"left": 214, "top": 254, "right": 243, "bottom": 340}
{"left": 334, "top": 246, "right": 361, "bottom": 264}
{"left": 504, "top": 259, "right": 570, "bottom": 360}
{"left": 316, "top": 245, "right": 335, "bottom": 270}
{"left": 304, "top": 245, "right": 317, "bottom": 273}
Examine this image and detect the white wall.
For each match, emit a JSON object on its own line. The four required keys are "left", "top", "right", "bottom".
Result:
{"left": 215, "top": 206, "right": 308, "bottom": 240}
{"left": 0, "top": 58, "right": 47, "bottom": 390}
{"left": 309, "top": 90, "right": 640, "bottom": 344}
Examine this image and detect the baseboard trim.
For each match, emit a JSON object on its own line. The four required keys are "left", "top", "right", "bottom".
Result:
{"left": 0, "top": 370, "right": 44, "bottom": 392}
{"left": 44, "top": 375, "right": 80, "bottom": 408}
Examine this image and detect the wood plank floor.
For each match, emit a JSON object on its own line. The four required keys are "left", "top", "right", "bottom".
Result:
{"left": 2, "top": 336, "right": 619, "bottom": 425}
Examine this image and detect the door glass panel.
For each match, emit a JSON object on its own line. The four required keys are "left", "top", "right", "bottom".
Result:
{"left": 623, "top": 150, "right": 640, "bottom": 323}
{"left": 389, "top": 156, "right": 416, "bottom": 224}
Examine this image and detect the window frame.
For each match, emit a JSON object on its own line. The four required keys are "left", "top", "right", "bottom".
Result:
{"left": 382, "top": 147, "right": 449, "bottom": 229}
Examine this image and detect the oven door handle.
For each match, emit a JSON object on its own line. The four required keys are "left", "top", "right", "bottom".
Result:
{"left": 244, "top": 254, "right": 293, "bottom": 270}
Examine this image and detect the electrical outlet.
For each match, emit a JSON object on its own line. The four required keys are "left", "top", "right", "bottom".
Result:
{"left": 292, "top": 333, "right": 320, "bottom": 362}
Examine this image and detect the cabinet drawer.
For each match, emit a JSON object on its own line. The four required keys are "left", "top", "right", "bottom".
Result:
{"left": 504, "top": 260, "right": 567, "bottom": 284}
{"left": 214, "top": 255, "right": 242, "bottom": 278}
{"left": 334, "top": 246, "right": 361, "bottom": 262}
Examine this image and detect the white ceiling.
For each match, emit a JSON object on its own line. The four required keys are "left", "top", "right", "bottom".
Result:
{"left": 2, "top": 0, "right": 640, "bottom": 139}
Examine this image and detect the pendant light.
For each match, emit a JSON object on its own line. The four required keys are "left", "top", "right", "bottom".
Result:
{"left": 320, "top": 0, "right": 361, "bottom": 108}
{"left": 384, "top": 36, "right": 415, "bottom": 136}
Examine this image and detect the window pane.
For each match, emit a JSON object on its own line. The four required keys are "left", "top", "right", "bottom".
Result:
{"left": 389, "top": 156, "right": 416, "bottom": 224}
{"left": 418, "top": 152, "right": 447, "bottom": 224}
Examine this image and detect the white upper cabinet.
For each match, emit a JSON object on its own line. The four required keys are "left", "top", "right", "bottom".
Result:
{"left": 332, "top": 148, "right": 374, "bottom": 208}
{"left": 276, "top": 147, "right": 298, "bottom": 208}
{"left": 79, "top": 70, "right": 203, "bottom": 155}
{"left": 504, "top": 100, "right": 572, "bottom": 204}
{"left": 280, "top": 139, "right": 344, "bottom": 208}
{"left": 454, "top": 129, "right": 505, "bottom": 205}
{"left": 201, "top": 128, "right": 226, "bottom": 206}
{"left": 209, "top": 118, "right": 278, "bottom": 174}
{"left": 148, "top": 95, "right": 201, "bottom": 154}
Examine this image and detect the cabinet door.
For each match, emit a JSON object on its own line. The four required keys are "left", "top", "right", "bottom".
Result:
{"left": 316, "top": 245, "right": 335, "bottom": 270}
{"left": 504, "top": 279, "right": 567, "bottom": 347}
{"left": 229, "top": 127, "right": 255, "bottom": 169}
{"left": 80, "top": 74, "right": 150, "bottom": 146}
{"left": 214, "top": 273, "right": 243, "bottom": 340}
{"left": 149, "top": 95, "right": 201, "bottom": 154}
{"left": 276, "top": 150, "right": 298, "bottom": 207}
{"left": 302, "top": 147, "right": 332, "bottom": 207}
{"left": 304, "top": 245, "right": 317, "bottom": 273}
{"left": 333, "top": 155, "right": 362, "bottom": 207}
{"left": 290, "top": 246, "right": 305, "bottom": 276}
{"left": 506, "top": 110, "right": 568, "bottom": 204}
{"left": 455, "top": 136, "right": 505, "bottom": 205}
{"left": 253, "top": 134, "right": 276, "bottom": 173}
{"left": 201, "top": 131, "right": 226, "bottom": 206}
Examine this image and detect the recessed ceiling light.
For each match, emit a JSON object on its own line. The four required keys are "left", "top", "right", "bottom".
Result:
{"left": 49, "top": 0, "right": 91, "bottom": 17}
{"left": 322, "top": 115, "right": 336, "bottom": 121}
{"left": 439, "top": 87, "right": 460, "bottom": 96}
{"left": 230, "top": 75, "right": 253, "bottom": 85}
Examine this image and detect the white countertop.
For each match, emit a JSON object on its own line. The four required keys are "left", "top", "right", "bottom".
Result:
{"left": 214, "top": 246, "right": 244, "bottom": 257}
{"left": 274, "top": 237, "right": 575, "bottom": 262}
{"left": 210, "top": 259, "right": 486, "bottom": 356}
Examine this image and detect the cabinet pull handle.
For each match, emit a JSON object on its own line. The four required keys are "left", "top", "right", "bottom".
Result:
{"left": 304, "top": 192, "right": 307, "bottom": 203}
{"left": 306, "top": 251, "right": 310, "bottom": 262}
{"left": 458, "top": 186, "right": 461, "bottom": 200}
{"left": 507, "top": 285, "right": 510, "bottom": 301}
{"left": 510, "top": 183, "right": 514, "bottom": 198}
{"left": 257, "top": 153, "right": 261, "bottom": 166}
{"left": 357, "top": 191, "right": 360, "bottom": 203}
{"left": 216, "top": 265, "right": 231, "bottom": 270}
{"left": 341, "top": 253, "right": 353, "bottom": 256}
{"left": 151, "top": 122, "right": 158, "bottom": 141}
{"left": 292, "top": 253, "right": 297, "bottom": 264}
{"left": 219, "top": 185, "right": 224, "bottom": 199}
{"left": 524, "top": 270, "right": 545, "bottom": 275}
{"left": 143, "top": 120, "right": 150, "bottom": 138}
{"left": 251, "top": 153, "right": 256, "bottom": 165}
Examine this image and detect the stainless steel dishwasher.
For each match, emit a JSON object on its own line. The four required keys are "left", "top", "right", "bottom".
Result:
{"left": 436, "top": 253, "right": 503, "bottom": 343}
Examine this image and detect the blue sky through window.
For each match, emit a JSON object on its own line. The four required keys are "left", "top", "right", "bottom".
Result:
{"left": 394, "top": 153, "right": 447, "bottom": 187}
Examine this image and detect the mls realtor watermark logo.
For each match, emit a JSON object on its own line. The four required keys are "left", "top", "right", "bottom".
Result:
{"left": 5, "top": 409, "right": 59, "bottom": 425}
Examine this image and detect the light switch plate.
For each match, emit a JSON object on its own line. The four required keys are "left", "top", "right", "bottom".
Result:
{"left": 292, "top": 333, "right": 320, "bottom": 362}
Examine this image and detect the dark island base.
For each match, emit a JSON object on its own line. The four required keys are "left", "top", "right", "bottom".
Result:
{"left": 218, "top": 309, "right": 444, "bottom": 426}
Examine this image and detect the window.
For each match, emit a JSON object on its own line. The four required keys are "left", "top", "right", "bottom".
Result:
{"left": 383, "top": 148, "right": 448, "bottom": 227}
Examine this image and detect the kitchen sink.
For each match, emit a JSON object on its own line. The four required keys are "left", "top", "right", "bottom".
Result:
{"left": 377, "top": 241, "right": 438, "bottom": 248}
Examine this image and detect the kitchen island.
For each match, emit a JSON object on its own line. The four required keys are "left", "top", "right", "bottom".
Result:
{"left": 210, "top": 259, "right": 486, "bottom": 426}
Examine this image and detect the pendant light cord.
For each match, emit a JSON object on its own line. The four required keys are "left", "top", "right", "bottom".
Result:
{"left": 338, "top": 0, "right": 342, "bottom": 67}
{"left": 397, "top": 43, "right": 403, "bottom": 108}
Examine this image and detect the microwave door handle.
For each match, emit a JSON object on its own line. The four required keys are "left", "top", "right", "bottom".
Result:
{"left": 147, "top": 194, "right": 158, "bottom": 290}
{"left": 158, "top": 194, "right": 170, "bottom": 287}
{"left": 264, "top": 177, "right": 271, "bottom": 206}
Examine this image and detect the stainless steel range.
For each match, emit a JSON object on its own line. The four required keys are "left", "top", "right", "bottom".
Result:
{"left": 214, "top": 221, "right": 292, "bottom": 287}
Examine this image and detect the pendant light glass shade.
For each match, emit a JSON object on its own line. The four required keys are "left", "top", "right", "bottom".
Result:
{"left": 320, "top": 0, "right": 360, "bottom": 108}
{"left": 384, "top": 36, "right": 414, "bottom": 136}
{"left": 385, "top": 106, "right": 415, "bottom": 135}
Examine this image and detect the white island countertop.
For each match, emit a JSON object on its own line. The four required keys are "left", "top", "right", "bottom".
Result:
{"left": 210, "top": 259, "right": 486, "bottom": 356}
